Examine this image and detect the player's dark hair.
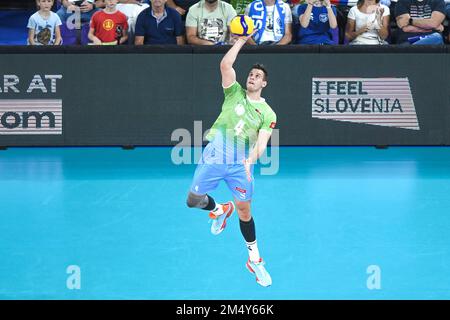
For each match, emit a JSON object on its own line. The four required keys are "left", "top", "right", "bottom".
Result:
{"left": 250, "top": 63, "right": 268, "bottom": 82}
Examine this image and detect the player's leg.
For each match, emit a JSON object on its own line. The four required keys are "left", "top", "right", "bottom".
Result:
{"left": 186, "top": 142, "right": 222, "bottom": 210}
{"left": 234, "top": 199, "right": 259, "bottom": 261}
{"left": 234, "top": 199, "right": 271, "bottom": 287}
{"left": 186, "top": 162, "right": 222, "bottom": 212}
{"left": 186, "top": 147, "right": 234, "bottom": 232}
{"left": 190, "top": 164, "right": 234, "bottom": 236}
{"left": 226, "top": 166, "right": 272, "bottom": 287}
{"left": 186, "top": 192, "right": 216, "bottom": 210}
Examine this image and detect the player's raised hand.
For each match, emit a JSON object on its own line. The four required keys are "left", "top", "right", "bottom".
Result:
{"left": 231, "top": 28, "right": 258, "bottom": 42}
{"left": 244, "top": 29, "right": 258, "bottom": 41}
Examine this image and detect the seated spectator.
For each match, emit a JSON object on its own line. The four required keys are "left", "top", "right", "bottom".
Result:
{"left": 166, "top": 0, "right": 200, "bottom": 20}
{"left": 185, "top": 0, "right": 237, "bottom": 45}
{"left": 345, "top": 0, "right": 390, "bottom": 45}
{"left": 134, "top": 0, "right": 184, "bottom": 44}
{"left": 295, "top": 0, "right": 337, "bottom": 44}
{"left": 395, "top": 0, "right": 445, "bottom": 45}
{"left": 245, "top": 0, "right": 293, "bottom": 45}
{"left": 88, "top": 0, "right": 129, "bottom": 44}
{"left": 57, "top": 0, "right": 99, "bottom": 26}
{"left": 28, "top": 0, "right": 62, "bottom": 45}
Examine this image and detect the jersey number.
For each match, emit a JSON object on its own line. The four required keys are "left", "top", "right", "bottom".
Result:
{"left": 234, "top": 120, "right": 245, "bottom": 136}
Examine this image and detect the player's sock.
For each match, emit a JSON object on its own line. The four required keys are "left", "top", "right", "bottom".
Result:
{"left": 240, "top": 217, "right": 261, "bottom": 262}
{"left": 246, "top": 240, "right": 261, "bottom": 263}
{"left": 203, "top": 194, "right": 217, "bottom": 211}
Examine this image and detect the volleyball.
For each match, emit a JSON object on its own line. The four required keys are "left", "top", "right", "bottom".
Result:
{"left": 230, "top": 15, "right": 255, "bottom": 37}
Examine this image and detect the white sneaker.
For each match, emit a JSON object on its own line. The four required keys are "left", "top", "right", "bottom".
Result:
{"left": 209, "top": 201, "right": 234, "bottom": 235}
{"left": 246, "top": 258, "right": 272, "bottom": 287}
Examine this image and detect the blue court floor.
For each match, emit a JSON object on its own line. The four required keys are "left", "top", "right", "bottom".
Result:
{"left": 1, "top": 146, "right": 450, "bottom": 299}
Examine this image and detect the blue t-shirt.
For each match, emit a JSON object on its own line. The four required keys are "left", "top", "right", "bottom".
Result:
{"left": 27, "top": 11, "right": 62, "bottom": 45}
{"left": 135, "top": 6, "right": 183, "bottom": 44}
{"left": 296, "top": 4, "right": 337, "bottom": 45}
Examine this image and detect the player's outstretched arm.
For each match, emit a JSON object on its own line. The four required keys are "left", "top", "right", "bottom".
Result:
{"left": 220, "top": 31, "right": 256, "bottom": 88}
{"left": 220, "top": 38, "right": 244, "bottom": 88}
{"left": 243, "top": 130, "right": 272, "bottom": 181}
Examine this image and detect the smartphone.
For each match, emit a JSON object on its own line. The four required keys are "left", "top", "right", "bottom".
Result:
{"left": 72, "top": 0, "right": 84, "bottom": 6}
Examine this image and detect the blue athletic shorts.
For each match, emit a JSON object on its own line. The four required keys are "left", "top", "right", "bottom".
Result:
{"left": 190, "top": 143, "right": 254, "bottom": 201}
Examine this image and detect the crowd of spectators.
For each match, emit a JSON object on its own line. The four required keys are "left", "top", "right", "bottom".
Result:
{"left": 27, "top": 0, "right": 450, "bottom": 46}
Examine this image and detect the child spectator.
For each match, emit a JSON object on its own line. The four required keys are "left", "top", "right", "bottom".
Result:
{"left": 28, "top": 0, "right": 62, "bottom": 45}
{"left": 345, "top": 0, "right": 390, "bottom": 44}
{"left": 295, "top": 0, "right": 337, "bottom": 44}
{"left": 88, "top": 0, "right": 129, "bottom": 44}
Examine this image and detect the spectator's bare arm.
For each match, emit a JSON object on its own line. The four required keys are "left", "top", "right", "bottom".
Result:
{"left": 397, "top": 13, "right": 432, "bottom": 32}
{"left": 88, "top": 26, "right": 102, "bottom": 44}
{"left": 410, "top": 11, "right": 445, "bottom": 30}
{"left": 28, "top": 28, "right": 36, "bottom": 45}
{"left": 377, "top": 14, "right": 390, "bottom": 40}
{"left": 323, "top": 0, "right": 337, "bottom": 29}
{"left": 277, "top": 23, "right": 292, "bottom": 45}
{"left": 299, "top": 3, "right": 313, "bottom": 28}
{"left": 176, "top": 35, "right": 185, "bottom": 45}
{"left": 54, "top": 25, "right": 62, "bottom": 45}
{"left": 186, "top": 26, "right": 215, "bottom": 45}
{"left": 62, "top": 0, "right": 79, "bottom": 11}
{"left": 402, "top": 25, "right": 431, "bottom": 32}
{"left": 134, "top": 36, "right": 144, "bottom": 45}
{"left": 345, "top": 18, "right": 369, "bottom": 41}
{"left": 396, "top": 13, "right": 410, "bottom": 29}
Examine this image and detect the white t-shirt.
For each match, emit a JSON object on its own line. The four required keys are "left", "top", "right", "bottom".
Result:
{"left": 27, "top": 11, "right": 62, "bottom": 45}
{"left": 245, "top": 3, "right": 292, "bottom": 43}
{"left": 347, "top": 4, "right": 390, "bottom": 45}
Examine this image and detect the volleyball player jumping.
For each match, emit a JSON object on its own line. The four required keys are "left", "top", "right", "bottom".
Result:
{"left": 186, "top": 33, "right": 277, "bottom": 287}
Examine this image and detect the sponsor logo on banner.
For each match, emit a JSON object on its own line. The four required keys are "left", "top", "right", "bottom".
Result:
{"left": 312, "top": 78, "right": 419, "bottom": 130}
{"left": 0, "top": 99, "right": 62, "bottom": 135}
